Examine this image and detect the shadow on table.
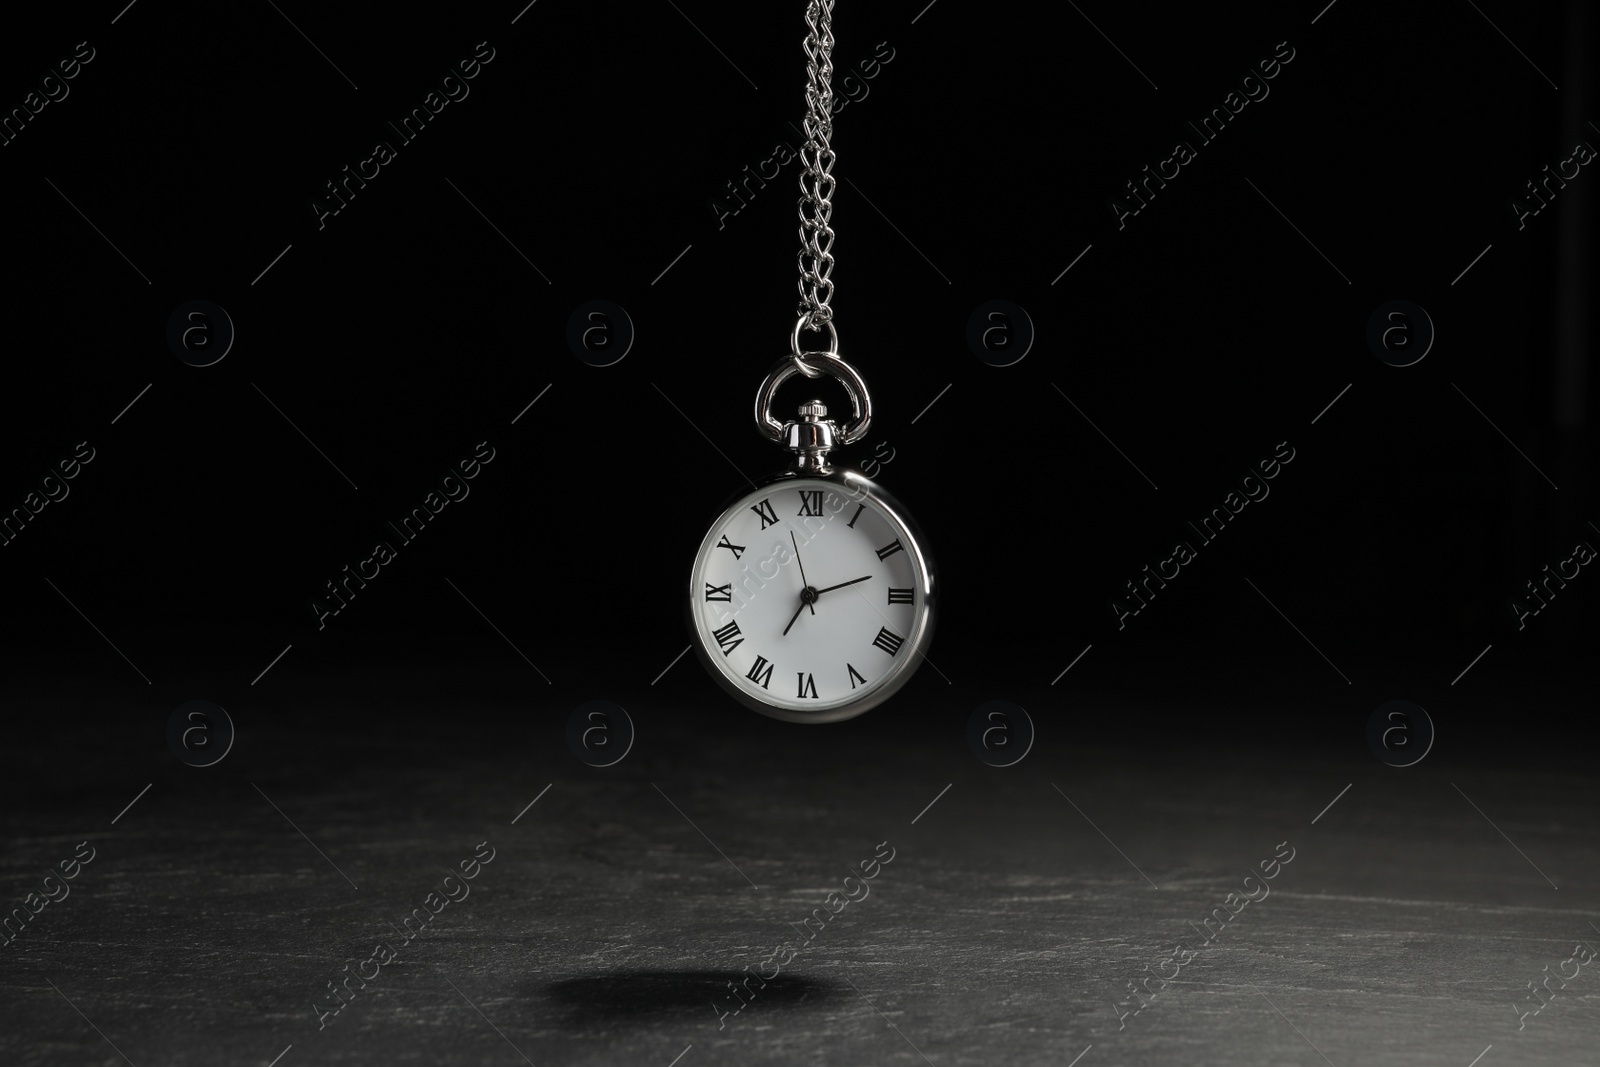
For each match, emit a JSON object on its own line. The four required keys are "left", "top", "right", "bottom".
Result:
{"left": 540, "top": 969, "right": 846, "bottom": 1030}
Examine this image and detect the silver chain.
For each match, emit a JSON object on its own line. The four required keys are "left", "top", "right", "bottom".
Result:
{"left": 795, "top": 0, "right": 837, "bottom": 341}
{"left": 756, "top": 0, "right": 873, "bottom": 442}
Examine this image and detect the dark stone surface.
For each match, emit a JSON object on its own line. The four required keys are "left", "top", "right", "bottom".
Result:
{"left": 2, "top": 655, "right": 1595, "bottom": 1066}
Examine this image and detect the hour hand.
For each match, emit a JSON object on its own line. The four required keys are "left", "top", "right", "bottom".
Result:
{"left": 781, "top": 589, "right": 817, "bottom": 637}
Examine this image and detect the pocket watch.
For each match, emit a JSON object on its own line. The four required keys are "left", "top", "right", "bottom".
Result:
{"left": 686, "top": 0, "right": 935, "bottom": 722}
{"left": 687, "top": 348, "right": 936, "bottom": 723}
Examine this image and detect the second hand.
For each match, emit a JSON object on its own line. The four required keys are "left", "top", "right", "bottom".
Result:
{"left": 791, "top": 531, "right": 815, "bottom": 615}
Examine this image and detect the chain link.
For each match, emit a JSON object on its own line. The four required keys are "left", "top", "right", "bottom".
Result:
{"left": 795, "top": 0, "right": 837, "bottom": 340}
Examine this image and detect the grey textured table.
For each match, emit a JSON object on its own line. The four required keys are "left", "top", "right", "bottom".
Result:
{"left": 2, "top": 655, "right": 1596, "bottom": 1066}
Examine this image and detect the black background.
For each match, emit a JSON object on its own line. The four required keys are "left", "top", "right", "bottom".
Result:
{"left": 0, "top": 4, "right": 1594, "bottom": 773}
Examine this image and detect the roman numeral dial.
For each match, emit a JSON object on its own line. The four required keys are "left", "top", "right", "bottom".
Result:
{"left": 692, "top": 477, "right": 929, "bottom": 720}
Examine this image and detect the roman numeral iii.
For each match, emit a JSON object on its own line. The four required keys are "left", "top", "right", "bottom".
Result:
{"left": 712, "top": 620, "right": 743, "bottom": 656}
{"left": 746, "top": 655, "right": 774, "bottom": 689}
{"left": 751, "top": 499, "right": 779, "bottom": 529}
{"left": 872, "top": 627, "right": 905, "bottom": 656}
{"left": 796, "top": 672, "right": 819, "bottom": 698}
{"left": 704, "top": 583, "right": 732, "bottom": 602}
{"left": 887, "top": 587, "right": 914, "bottom": 604}
{"left": 875, "top": 538, "right": 904, "bottom": 561}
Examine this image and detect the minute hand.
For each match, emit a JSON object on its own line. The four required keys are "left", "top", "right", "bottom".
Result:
{"left": 813, "top": 575, "right": 872, "bottom": 596}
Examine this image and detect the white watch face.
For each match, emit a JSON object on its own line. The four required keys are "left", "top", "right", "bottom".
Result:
{"left": 690, "top": 476, "right": 932, "bottom": 720}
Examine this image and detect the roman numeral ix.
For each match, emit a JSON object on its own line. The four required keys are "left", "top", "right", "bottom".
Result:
{"left": 704, "top": 583, "right": 732, "bottom": 602}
